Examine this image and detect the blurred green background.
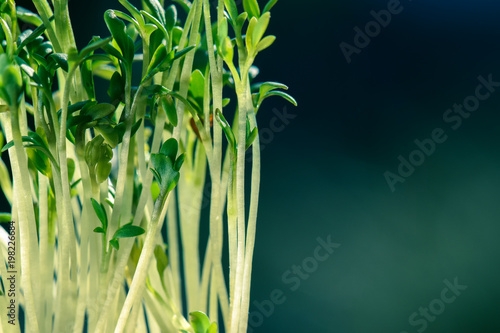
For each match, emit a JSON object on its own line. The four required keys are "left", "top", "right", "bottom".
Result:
{"left": 18, "top": 0, "right": 500, "bottom": 332}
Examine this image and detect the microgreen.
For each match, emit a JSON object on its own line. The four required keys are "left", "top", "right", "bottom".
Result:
{"left": 0, "top": 0, "right": 295, "bottom": 332}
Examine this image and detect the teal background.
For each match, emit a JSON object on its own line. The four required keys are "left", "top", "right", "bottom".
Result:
{"left": 17, "top": 0, "right": 500, "bottom": 332}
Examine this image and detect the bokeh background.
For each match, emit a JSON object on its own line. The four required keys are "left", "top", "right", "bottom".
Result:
{"left": 13, "top": 0, "right": 500, "bottom": 332}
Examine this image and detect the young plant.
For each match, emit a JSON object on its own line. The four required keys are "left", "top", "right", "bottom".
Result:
{"left": 0, "top": 0, "right": 296, "bottom": 332}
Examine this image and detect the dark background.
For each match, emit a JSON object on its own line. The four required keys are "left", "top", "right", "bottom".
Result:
{"left": 14, "top": 0, "right": 500, "bottom": 332}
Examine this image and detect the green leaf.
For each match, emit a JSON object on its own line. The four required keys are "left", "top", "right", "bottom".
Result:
{"left": 16, "top": 17, "right": 53, "bottom": 53}
{"left": 252, "top": 12, "right": 270, "bottom": 47}
{"left": 218, "top": 17, "right": 228, "bottom": 48}
{"left": 0, "top": 63, "right": 23, "bottom": 108}
{"left": 258, "top": 81, "right": 288, "bottom": 96}
{"left": 16, "top": 6, "right": 43, "bottom": 27}
{"left": 189, "top": 311, "right": 211, "bottom": 333}
{"left": 263, "top": 0, "right": 278, "bottom": 13}
{"left": 150, "top": 153, "right": 179, "bottom": 195}
{"left": 78, "top": 37, "right": 114, "bottom": 62}
{"left": 245, "top": 16, "right": 258, "bottom": 52}
{"left": 165, "top": 5, "right": 177, "bottom": 32}
{"left": 154, "top": 245, "right": 169, "bottom": 278}
{"left": 236, "top": 12, "right": 248, "bottom": 28}
{"left": 81, "top": 59, "right": 95, "bottom": 100}
{"left": 143, "top": 0, "right": 166, "bottom": 26}
{"left": 118, "top": 0, "right": 145, "bottom": 27}
{"left": 161, "top": 95, "right": 178, "bottom": 126}
{"left": 87, "top": 103, "right": 116, "bottom": 121}
{"left": 255, "top": 35, "right": 275, "bottom": 53}
{"left": 246, "top": 127, "right": 258, "bottom": 150}
{"left": 91, "top": 198, "right": 108, "bottom": 230}
{"left": 189, "top": 69, "right": 205, "bottom": 100}
{"left": 49, "top": 53, "right": 69, "bottom": 72}
{"left": 143, "top": 43, "right": 168, "bottom": 83}
{"left": 224, "top": 0, "right": 239, "bottom": 23}
{"left": 0, "top": 213, "right": 12, "bottom": 223}
{"left": 96, "top": 162, "right": 112, "bottom": 183}
{"left": 174, "top": 153, "right": 185, "bottom": 171}
{"left": 141, "top": 10, "right": 169, "bottom": 41}
{"left": 93, "top": 227, "right": 105, "bottom": 234}
{"left": 221, "top": 37, "right": 234, "bottom": 63}
{"left": 108, "top": 71, "right": 125, "bottom": 104}
{"left": 160, "top": 138, "right": 178, "bottom": 163}
{"left": 114, "top": 224, "right": 146, "bottom": 238}
{"left": 215, "top": 109, "right": 236, "bottom": 155}
{"left": 264, "top": 90, "right": 297, "bottom": 106}
{"left": 109, "top": 238, "right": 120, "bottom": 250}
{"left": 27, "top": 149, "right": 51, "bottom": 176}
{"left": 67, "top": 158, "right": 76, "bottom": 182}
{"left": 172, "top": 45, "right": 196, "bottom": 61}
{"left": 243, "top": 0, "right": 261, "bottom": 19}
{"left": 207, "top": 322, "right": 218, "bottom": 333}
{"left": 104, "top": 10, "right": 134, "bottom": 63}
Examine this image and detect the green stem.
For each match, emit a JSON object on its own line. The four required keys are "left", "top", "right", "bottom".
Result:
{"left": 94, "top": 105, "right": 165, "bottom": 333}
{"left": 114, "top": 194, "right": 169, "bottom": 333}
{"left": 3, "top": 105, "right": 40, "bottom": 332}
{"left": 238, "top": 89, "right": 261, "bottom": 333}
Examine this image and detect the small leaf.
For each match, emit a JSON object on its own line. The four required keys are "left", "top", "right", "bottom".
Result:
{"left": 78, "top": 37, "right": 114, "bottom": 62}
{"left": 245, "top": 17, "right": 258, "bottom": 52}
{"left": 189, "top": 69, "right": 205, "bottom": 100}
{"left": 207, "top": 322, "right": 218, "bottom": 333}
{"left": 160, "top": 138, "right": 178, "bottom": 163}
{"left": 215, "top": 109, "right": 236, "bottom": 155}
{"left": 252, "top": 12, "right": 270, "bottom": 47}
{"left": 114, "top": 224, "right": 146, "bottom": 238}
{"left": 91, "top": 198, "right": 108, "bottom": 230}
{"left": 172, "top": 45, "right": 196, "bottom": 61}
{"left": 224, "top": 0, "right": 239, "bottom": 23}
{"left": 142, "top": 43, "right": 168, "bottom": 83}
{"left": 154, "top": 245, "right": 169, "bottom": 278}
{"left": 221, "top": 36, "right": 234, "bottom": 63}
{"left": 161, "top": 95, "right": 178, "bottom": 126}
{"left": 81, "top": 59, "right": 95, "bottom": 100}
{"left": 93, "top": 227, "right": 105, "bottom": 234}
{"left": 104, "top": 10, "right": 134, "bottom": 63}
{"left": 174, "top": 153, "right": 185, "bottom": 171}
{"left": 256, "top": 81, "right": 288, "bottom": 97}
{"left": 109, "top": 238, "right": 120, "bottom": 250}
{"left": 189, "top": 311, "right": 211, "bottom": 333}
{"left": 264, "top": 90, "right": 297, "bottom": 106}
{"left": 165, "top": 5, "right": 177, "bottom": 32}
{"left": 151, "top": 180, "right": 160, "bottom": 201}
{"left": 67, "top": 158, "right": 76, "bottom": 182}
{"left": 108, "top": 71, "right": 125, "bottom": 104}
{"left": 255, "top": 35, "right": 276, "bottom": 53}
{"left": 96, "top": 162, "right": 112, "bottom": 183}
{"left": 243, "top": 0, "right": 261, "bottom": 19}
{"left": 218, "top": 17, "right": 228, "bottom": 48}
{"left": 0, "top": 213, "right": 12, "bottom": 223}
{"left": 246, "top": 127, "right": 258, "bottom": 150}
{"left": 143, "top": 0, "right": 166, "bottom": 26}
{"left": 150, "top": 153, "right": 179, "bottom": 195}
{"left": 16, "top": 17, "right": 53, "bottom": 52}
{"left": 49, "top": 53, "right": 69, "bottom": 72}
{"left": 263, "top": 0, "right": 278, "bottom": 13}
{"left": 87, "top": 103, "right": 116, "bottom": 121}
{"left": 16, "top": 6, "right": 43, "bottom": 27}
{"left": 236, "top": 12, "right": 248, "bottom": 28}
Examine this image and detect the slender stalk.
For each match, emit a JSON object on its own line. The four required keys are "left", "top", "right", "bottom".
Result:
{"left": 114, "top": 195, "right": 169, "bottom": 333}
{"left": 2, "top": 105, "right": 40, "bottom": 332}
{"left": 238, "top": 89, "right": 261, "bottom": 333}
